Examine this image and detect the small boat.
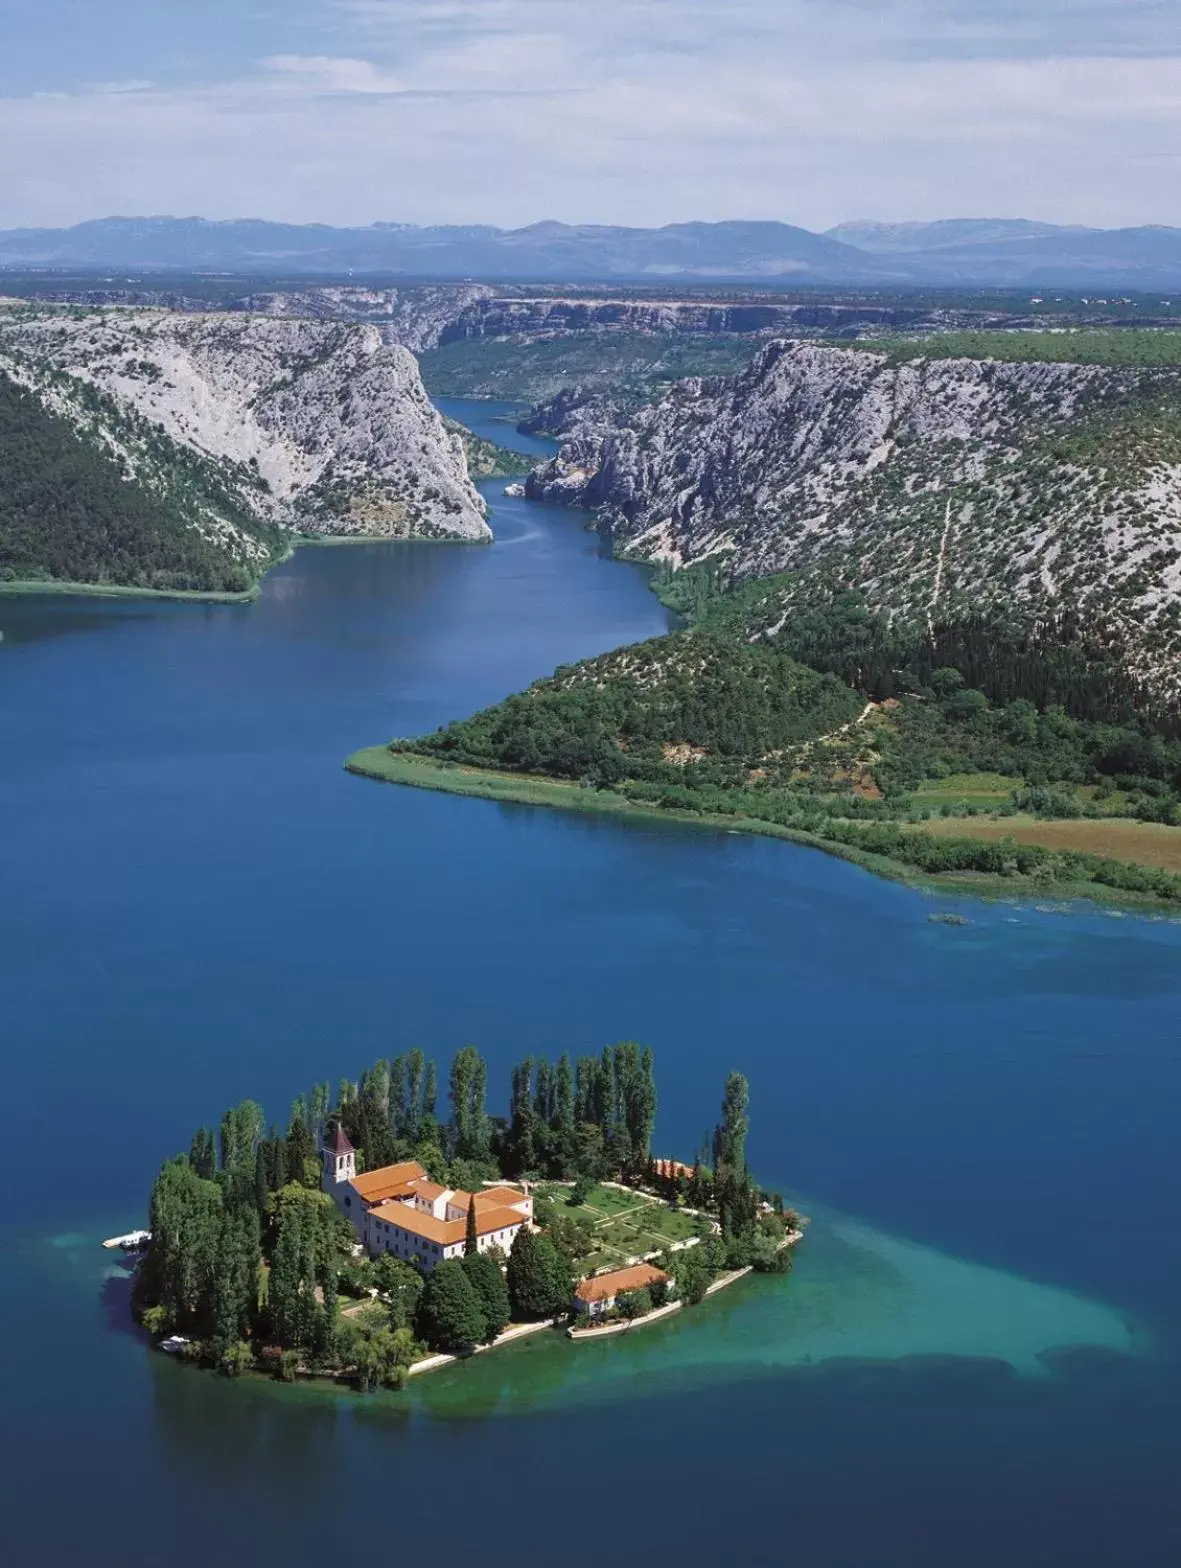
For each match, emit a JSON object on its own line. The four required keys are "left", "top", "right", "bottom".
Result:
{"left": 102, "top": 1229, "right": 151, "bottom": 1251}
{"left": 503, "top": 482, "right": 526, "bottom": 497}
{"left": 159, "top": 1336, "right": 191, "bottom": 1355}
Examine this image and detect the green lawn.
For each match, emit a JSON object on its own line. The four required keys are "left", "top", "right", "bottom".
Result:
{"left": 535, "top": 1181, "right": 703, "bottom": 1271}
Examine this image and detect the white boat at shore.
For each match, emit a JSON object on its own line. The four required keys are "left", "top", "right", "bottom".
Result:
{"left": 102, "top": 1229, "right": 151, "bottom": 1251}
{"left": 503, "top": 482, "right": 526, "bottom": 497}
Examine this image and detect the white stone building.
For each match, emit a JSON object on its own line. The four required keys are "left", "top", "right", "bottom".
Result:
{"left": 321, "top": 1124, "right": 532, "bottom": 1273}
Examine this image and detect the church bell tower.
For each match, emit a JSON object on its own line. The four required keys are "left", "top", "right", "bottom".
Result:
{"left": 322, "top": 1121, "right": 356, "bottom": 1191}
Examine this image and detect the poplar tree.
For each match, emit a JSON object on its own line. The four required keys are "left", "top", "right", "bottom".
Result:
{"left": 212, "top": 1207, "right": 261, "bottom": 1356}
{"left": 138, "top": 1158, "right": 222, "bottom": 1331}
{"left": 388, "top": 1053, "right": 408, "bottom": 1142}
{"left": 308, "top": 1082, "right": 330, "bottom": 1137}
{"left": 189, "top": 1127, "right": 216, "bottom": 1180}
{"left": 555, "top": 1054, "right": 574, "bottom": 1137}
{"left": 405, "top": 1049, "right": 425, "bottom": 1141}
{"left": 449, "top": 1046, "right": 489, "bottom": 1160}
{"left": 506, "top": 1058, "right": 536, "bottom": 1175}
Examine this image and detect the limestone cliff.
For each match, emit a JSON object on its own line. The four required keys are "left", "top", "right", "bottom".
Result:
{"left": 1, "top": 308, "right": 489, "bottom": 549}
{"left": 527, "top": 341, "right": 1181, "bottom": 700}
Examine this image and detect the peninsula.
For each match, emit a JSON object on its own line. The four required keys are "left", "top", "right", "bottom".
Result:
{"left": 132, "top": 1044, "right": 798, "bottom": 1388}
{"left": 349, "top": 330, "right": 1181, "bottom": 909}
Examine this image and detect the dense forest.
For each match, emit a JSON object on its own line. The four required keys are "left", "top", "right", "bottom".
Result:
{"left": 411, "top": 631, "right": 865, "bottom": 787}
{"left": 395, "top": 574, "right": 1181, "bottom": 901}
{"left": 0, "top": 367, "right": 281, "bottom": 593}
{"left": 135, "top": 1043, "right": 787, "bottom": 1387}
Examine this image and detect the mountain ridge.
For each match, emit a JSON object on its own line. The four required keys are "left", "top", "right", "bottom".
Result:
{"left": 6, "top": 216, "right": 1181, "bottom": 286}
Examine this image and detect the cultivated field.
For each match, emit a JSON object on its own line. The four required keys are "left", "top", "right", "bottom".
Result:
{"left": 921, "top": 815, "right": 1181, "bottom": 875}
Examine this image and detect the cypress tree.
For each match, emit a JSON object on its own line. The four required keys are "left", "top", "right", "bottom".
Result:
{"left": 462, "top": 1252, "right": 510, "bottom": 1342}
{"left": 415, "top": 1260, "right": 486, "bottom": 1355}
{"left": 465, "top": 1194, "right": 479, "bottom": 1257}
{"left": 506, "top": 1229, "right": 569, "bottom": 1320}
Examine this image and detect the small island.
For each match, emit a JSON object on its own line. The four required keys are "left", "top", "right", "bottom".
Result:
{"left": 132, "top": 1044, "right": 800, "bottom": 1389}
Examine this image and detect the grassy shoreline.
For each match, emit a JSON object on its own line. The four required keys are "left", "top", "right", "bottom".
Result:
{"left": 0, "top": 531, "right": 493, "bottom": 609}
{"left": 0, "top": 576, "right": 261, "bottom": 604}
{"left": 344, "top": 748, "right": 1181, "bottom": 915}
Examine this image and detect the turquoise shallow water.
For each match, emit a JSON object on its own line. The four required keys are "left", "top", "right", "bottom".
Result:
{"left": 2, "top": 411, "right": 1180, "bottom": 1564}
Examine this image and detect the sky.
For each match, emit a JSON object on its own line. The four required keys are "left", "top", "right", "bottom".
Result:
{"left": 1, "top": 0, "right": 1179, "bottom": 231}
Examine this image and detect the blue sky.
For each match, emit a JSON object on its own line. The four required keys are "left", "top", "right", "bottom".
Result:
{"left": 2, "top": 0, "right": 1179, "bottom": 229}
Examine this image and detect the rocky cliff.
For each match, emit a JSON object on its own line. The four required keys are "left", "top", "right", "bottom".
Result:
{"left": 527, "top": 341, "right": 1181, "bottom": 700}
{"left": 1, "top": 309, "right": 489, "bottom": 552}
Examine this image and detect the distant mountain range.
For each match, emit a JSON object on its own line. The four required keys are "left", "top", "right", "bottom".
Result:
{"left": 3, "top": 215, "right": 1181, "bottom": 288}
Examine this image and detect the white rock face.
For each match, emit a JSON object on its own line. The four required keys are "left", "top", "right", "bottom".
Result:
{"left": 0, "top": 309, "right": 490, "bottom": 542}
{"left": 529, "top": 340, "right": 1181, "bottom": 700}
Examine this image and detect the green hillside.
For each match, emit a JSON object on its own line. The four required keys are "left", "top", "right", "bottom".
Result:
{"left": 0, "top": 368, "right": 281, "bottom": 595}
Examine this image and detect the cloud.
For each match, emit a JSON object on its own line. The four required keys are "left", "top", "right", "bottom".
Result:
{"left": 263, "top": 55, "right": 409, "bottom": 93}
{"left": 1, "top": 0, "right": 1180, "bottom": 229}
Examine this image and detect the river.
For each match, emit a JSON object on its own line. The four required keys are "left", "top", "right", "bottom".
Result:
{"left": 2, "top": 405, "right": 1180, "bottom": 1565}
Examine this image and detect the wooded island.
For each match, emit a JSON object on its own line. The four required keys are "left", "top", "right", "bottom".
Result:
{"left": 133, "top": 1044, "right": 797, "bottom": 1389}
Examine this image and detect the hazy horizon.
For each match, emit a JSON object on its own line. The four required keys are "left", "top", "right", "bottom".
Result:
{"left": 4, "top": 2, "right": 1180, "bottom": 232}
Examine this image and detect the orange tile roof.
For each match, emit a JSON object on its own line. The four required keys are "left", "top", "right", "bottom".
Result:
{"left": 409, "top": 1181, "right": 450, "bottom": 1202}
{"left": 449, "top": 1185, "right": 530, "bottom": 1213}
{"left": 574, "top": 1263, "right": 668, "bottom": 1304}
{"left": 369, "top": 1200, "right": 527, "bottom": 1248}
{"left": 351, "top": 1160, "right": 427, "bottom": 1203}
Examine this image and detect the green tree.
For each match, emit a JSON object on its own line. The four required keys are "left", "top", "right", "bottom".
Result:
{"left": 136, "top": 1158, "right": 223, "bottom": 1332}
{"left": 308, "top": 1082, "right": 330, "bottom": 1138}
{"left": 218, "top": 1341, "right": 254, "bottom": 1378}
{"left": 462, "top": 1251, "right": 511, "bottom": 1342}
{"left": 675, "top": 1245, "right": 709, "bottom": 1307}
{"left": 506, "top": 1229, "right": 570, "bottom": 1320}
{"left": 712, "top": 1071, "right": 749, "bottom": 1175}
{"left": 465, "top": 1195, "right": 479, "bottom": 1257}
{"left": 211, "top": 1206, "right": 261, "bottom": 1355}
{"left": 372, "top": 1254, "right": 424, "bottom": 1331}
{"left": 405, "top": 1049, "right": 426, "bottom": 1142}
{"left": 506, "top": 1058, "right": 537, "bottom": 1176}
{"left": 573, "top": 1122, "right": 606, "bottom": 1182}
{"left": 415, "top": 1260, "right": 487, "bottom": 1354}
{"left": 219, "top": 1100, "right": 264, "bottom": 1175}
{"left": 449, "top": 1046, "right": 490, "bottom": 1161}
{"left": 617, "top": 1287, "right": 651, "bottom": 1321}
{"left": 188, "top": 1127, "right": 216, "bottom": 1180}
{"left": 553, "top": 1053, "right": 575, "bottom": 1172}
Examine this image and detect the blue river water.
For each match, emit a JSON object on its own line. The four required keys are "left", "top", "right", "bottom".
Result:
{"left": 2, "top": 407, "right": 1180, "bottom": 1565}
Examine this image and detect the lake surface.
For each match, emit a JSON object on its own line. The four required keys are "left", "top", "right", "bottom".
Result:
{"left": 3, "top": 406, "right": 1181, "bottom": 1565}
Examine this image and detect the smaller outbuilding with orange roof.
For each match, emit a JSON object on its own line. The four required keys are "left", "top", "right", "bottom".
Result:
{"left": 573, "top": 1263, "right": 670, "bottom": 1318}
